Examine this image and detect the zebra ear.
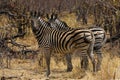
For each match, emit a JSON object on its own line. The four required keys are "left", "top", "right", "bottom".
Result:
{"left": 51, "top": 13, "right": 54, "bottom": 20}
{"left": 30, "top": 11, "right": 36, "bottom": 18}
{"left": 46, "top": 13, "right": 50, "bottom": 19}
{"left": 38, "top": 11, "right": 41, "bottom": 17}
{"left": 52, "top": 13, "right": 57, "bottom": 20}
{"left": 54, "top": 14, "right": 58, "bottom": 19}
{"left": 34, "top": 11, "right": 37, "bottom": 17}
{"left": 30, "top": 11, "right": 33, "bottom": 17}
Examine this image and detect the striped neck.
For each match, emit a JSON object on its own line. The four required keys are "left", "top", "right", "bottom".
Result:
{"left": 38, "top": 17, "right": 50, "bottom": 27}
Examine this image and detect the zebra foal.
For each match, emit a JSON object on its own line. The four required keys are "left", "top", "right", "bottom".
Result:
{"left": 47, "top": 13, "right": 106, "bottom": 71}
{"left": 30, "top": 13, "right": 95, "bottom": 77}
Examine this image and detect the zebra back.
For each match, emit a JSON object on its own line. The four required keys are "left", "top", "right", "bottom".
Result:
{"left": 47, "top": 14, "right": 106, "bottom": 49}
{"left": 31, "top": 15, "right": 95, "bottom": 53}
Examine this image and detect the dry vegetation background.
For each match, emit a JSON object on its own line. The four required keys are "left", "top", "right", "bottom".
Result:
{"left": 0, "top": 13, "right": 120, "bottom": 80}
{"left": 0, "top": 0, "right": 120, "bottom": 80}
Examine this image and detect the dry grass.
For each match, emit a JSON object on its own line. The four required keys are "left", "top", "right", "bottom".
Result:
{"left": 60, "top": 13, "right": 94, "bottom": 28}
{"left": 0, "top": 52, "right": 120, "bottom": 80}
{"left": 0, "top": 13, "right": 120, "bottom": 80}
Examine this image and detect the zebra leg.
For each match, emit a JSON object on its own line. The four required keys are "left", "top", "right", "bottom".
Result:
{"left": 95, "top": 49, "right": 102, "bottom": 71}
{"left": 44, "top": 48, "right": 51, "bottom": 77}
{"left": 87, "top": 40, "right": 96, "bottom": 72}
{"left": 65, "top": 53, "right": 73, "bottom": 72}
{"left": 81, "top": 55, "right": 88, "bottom": 70}
{"left": 88, "top": 52, "right": 96, "bottom": 72}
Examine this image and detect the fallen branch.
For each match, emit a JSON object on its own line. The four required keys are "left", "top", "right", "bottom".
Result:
{"left": 2, "top": 32, "right": 26, "bottom": 41}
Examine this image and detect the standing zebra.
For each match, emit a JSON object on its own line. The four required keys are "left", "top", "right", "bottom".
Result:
{"left": 30, "top": 13, "right": 96, "bottom": 78}
{"left": 40, "top": 13, "right": 92, "bottom": 71}
{"left": 47, "top": 13, "right": 106, "bottom": 71}
{"left": 37, "top": 14, "right": 73, "bottom": 71}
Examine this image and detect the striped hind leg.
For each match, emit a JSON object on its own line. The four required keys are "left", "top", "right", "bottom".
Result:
{"left": 87, "top": 50, "right": 96, "bottom": 72}
{"left": 87, "top": 39, "right": 96, "bottom": 72}
{"left": 65, "top": 53, "right": 73, "bottom": 72}
{"left": 80, "top": 54, "right": 89, "bottom": 70}
{"left": 95, "top": 49, "right": 102, "bottom": 71}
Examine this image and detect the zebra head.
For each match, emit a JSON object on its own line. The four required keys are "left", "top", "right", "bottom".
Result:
{"left": 30, "top": 11, "right": 40, "bottom": 31}
{"left": 47, "top": 13, "right": 70, "bottom": 31}
{"left": 46, "top": 13, "right": 59, "bottom": 28}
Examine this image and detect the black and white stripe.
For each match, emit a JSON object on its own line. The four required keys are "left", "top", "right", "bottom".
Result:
{"left": 31, "top": 14, "right": 96, "bottom": 77}
{"left": 47, "top": 14, "right": 106, "bottom": 71}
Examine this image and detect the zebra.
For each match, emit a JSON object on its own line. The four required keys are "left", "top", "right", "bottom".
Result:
{"left": 37, "top": 15, "right": 75, "bottom": 72}
{"left": 46, "top": 13, "right": 70, "bottom": 31}
{"left": 40, "top": 13, "right": 92, "bottom": 71}
{"left": 30, "top": 13, "right": 96, "bottom": 78}
{"left": 47, "top": 13, "right": 107, "bottom": 71}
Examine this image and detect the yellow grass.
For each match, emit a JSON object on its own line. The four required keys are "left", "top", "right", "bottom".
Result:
{"left": 0, "top": 52, "right": 120, "bottom": 80}
{"left": 0, "top": 13, "right": 120, "bottom": 80}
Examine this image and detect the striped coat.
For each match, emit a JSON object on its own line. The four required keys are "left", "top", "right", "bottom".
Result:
{"left": 31, "top": 16, "right": 96, "bottom": 77}
{"left": 47, "top": 14, "right": 106, "bottom": 71}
